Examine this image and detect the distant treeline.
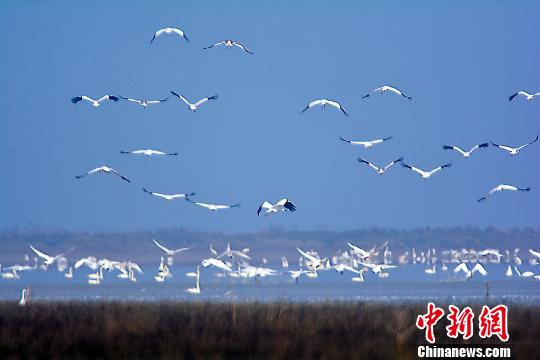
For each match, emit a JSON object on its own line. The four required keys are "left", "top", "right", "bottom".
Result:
{"left": 0, "top": 227, "right": 538, "bottom": 265}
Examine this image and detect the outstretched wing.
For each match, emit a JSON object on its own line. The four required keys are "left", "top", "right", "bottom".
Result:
{"left": 170, "top": 91, "right": 192, "bottom": 106}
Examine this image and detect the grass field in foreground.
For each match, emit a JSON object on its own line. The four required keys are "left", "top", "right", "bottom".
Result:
{"left": 0, "top": 301, "right": 538, "bottom": 359}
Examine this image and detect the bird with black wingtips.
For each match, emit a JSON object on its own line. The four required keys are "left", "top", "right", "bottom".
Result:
{"left": 357, "top": 157, "right": 403, "bottom": 175}
{"left": 362, "top": 85, "right": 412, "bottom": 100}
{"left": 301, "top": 99, "right": 348, "bottom": 116}
{"left": 76, "top": 166, "right": 130, "bottom": 182}
{"left": 170, "top": 91, "right": 218, "bottom": 112}
{"left": 509, "top": 90, "right": 540, "bottom": 101}
{"left": 204, "top": 39, "right": 253, "bottom": 54}
{"left": 340, "top": 136, "right": 392, "bottom": 148}
{"left": 257, "top": 199, "right": 298, "bottom": 216}
{"left": 143, "top": 188, "right": 195, "bottom": 201}
{"left": 491, "top": 135, "right": 538, "bottom": 156}
{"left": 121, "top": 149, "right": 178, "bottom": 157}
{"left": 71, "top": 95, "right": 119, "bottom": 108}
{"left": 442, "top": 143, "right": 489, "bottom": 158}
{"left": 150, "top": 27, "right": 189, "bottom": 44}
{"left": 118, "top": 96, "right": 168, "bottom": 108}
{"left": 477, "top": 184, "right": 531, "bottom": 202}
{"left": 401, "top": 162, "right": 452, "bottom": 179}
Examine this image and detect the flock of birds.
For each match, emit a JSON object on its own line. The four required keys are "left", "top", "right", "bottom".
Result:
{"left": 6, "top": 25, "right": 540, "bottom": 304}
{"left": 3, "top": 239, "right": 540, "bottom": 305}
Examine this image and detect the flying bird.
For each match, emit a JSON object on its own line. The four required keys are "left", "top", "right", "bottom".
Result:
{"left": 30, "top": 245, "right": 64, "bottom": 269}
{"left": 121, "top": 149, "right": 178, "bottom": 156}
{"left": 340, "top": 136, "right": 392, "bottom": 148}
{"left": 442, "top": 143, "right": 489, "bottom": 158}
{"left": 143, "top": 188, "right": 195, "bottom": 201}
{"left": 357, "top": 157, "right": 403, "bottom": 175}
{"left": 301, "top": 99, "right": 348, "bottom": 116}
{"left": 454, "top": 263, "right": 487, "bottom": 280}
{"left": 257, "top": 199, "right": 297, "bottom": 216}
{"left": 491, "top": 135, "right": 538, "bottom": 156}
{"left": 187, "top": 199, "right": 241, "bottom": 211}
{"left": 477, "top": 184, "right": 531, "bottom": 202}
{"left": 203, "top": 40, "right": 253, "bottom": 54}
{"left": 170, "top": 91, "right": 218, "bottom": 112}
{"left": 118, "top": 96, "right": 168, "bottom": 108}
{"left": 75, "top": 166, "right": 130, "bottom": 182}
{"left": 362, "top": 85, "right": 412, "bottom": 100}
{"left": 152, "top": 239, "right": 189, "bottom": 256}
{"left": 150, "top": 27, "right": 189, "bottom": 43}
{"left": 71, "top": 95, "right": 119, "bottom": 108}
{"left": 509, "top": 91, "right": 540, "bottom": 102}
{"left": 401, "top": 162, "right": 452, "bottom": 179}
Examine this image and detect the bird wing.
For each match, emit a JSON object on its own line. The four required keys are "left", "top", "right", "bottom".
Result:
{"left": 233, "top": 41, "right": 253, "bottom": 54}
{"left": 109, "top": 168, "right": 130, "bottom": 182}
{"left": 170, "top": 28, "right": 189, "bottom": 41}
{"left": 326, "top": 100, "right": 348, "bottom": 115}
{"left": 384, "top": 157, "right": 403, "bottom": 171}
{"left": 517, "top": 135, "right": 539, "bottom": 150}
{"left": 171, "top": 247, "right": 190, "bottom": 255}
{"left": 305, "top": 99, "right": 323, "bottom": 110}
{"left": 454, "top": 263, "right": 469, "bottom": 274}
{"left": 283, "top": 200, "right": 297, "bottom": 212}
{"left": 152, "top": 239, "right": 172, "bottom": 253}
{"left": 170, "top": 91, "right": 192, "bottom": 106}
{"left": 30, "top": 245, "right": 52, "bottom": 261}
{"left": 358, "top": 158, "right": 380, "bottom": 172}
{"left": 472, "top": 263, "right": 488, "bottom": 276}
{"left": 203, "top": 41, "right": 226, "bottom": 49}
{"left": 297, "top": 248, "right": 318, "bottom": 262}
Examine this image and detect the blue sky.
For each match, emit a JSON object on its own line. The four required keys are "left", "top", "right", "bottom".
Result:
{"left": 0, "top": 0, "right": 539, "bottom": 232}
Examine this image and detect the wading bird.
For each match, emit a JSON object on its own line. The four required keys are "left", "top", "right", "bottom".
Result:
{"left": 477, "top": 184, "right": 531, "bottom": 202}
{"left": 170, "top": 91, "right": 218, "bottom": 112}
{"left": 71, "top": 95, "right": 119, "bottom": 108}
{"left": 76, "top": 166, "right": 130, "bottom": 182}
{"left": 362, "top": 85, "right": 412, "bottom": 100}
{"left": 203, "top": 40, "right": 253, "bottom": 54}
{"left": 257, "top": 199, "right": 297, "bottom": 216}
{"left": 357, "top": 157, "right": 403, "bottom": 175}
{"left": 301, "top": 99, "right": 348, "bottom": 116}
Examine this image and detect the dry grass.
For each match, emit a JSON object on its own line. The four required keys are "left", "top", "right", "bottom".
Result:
{"left": 0, "top": 301, "right": 538, "bottom": 359}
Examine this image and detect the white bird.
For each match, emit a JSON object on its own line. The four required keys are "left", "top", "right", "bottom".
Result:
{"left": 288, "top": 269, "right": 309, "bottom": 282}
{"left": 491, "top": 135, "right": 538, "bottom": 156}
{"left": 424, "top": 265, "right": 436, "bottom": 275}
{"left": 75, "top": 166, "right": 130, "bottom": 182}
{"left": 360, "top": 262, "right": 396, "bottom": 276}
{"left": 203, "top": 40, "right": 253, "bottom": 54}
{"left": 118, "top": 96, "right": 168, "bottom": 108}
{"left": 150, "top": 27, "right": 189, "bottom": 43}
{"left": 357, "top": 157, "right": 403, "bottom": 175}
{"left": 454, "top": 263, "right": 487, "bottom": 279}
{"left": 401, "top": 162, "right": 452, "bottom": 179}
{"left": 297, "top": 248, "right": 325, "bottom": 270}
{"left": 257, "top": 199, "right": 297, "bottom": 216}
{"left": 362, "top": 85, "right": 412, "bottom": 100}
{"left": 442, "top": 143, "right": 489, "bottom": 158}
{"left": 477, "top": 184, "right": 531, "bottom": 202}
{"left": 185, "top": 266, "right": 201, "bottom": 294}
{"left": 143, "top": 188, "right": 195, "bottom": 201}
{"left": 64, "top": 267, "right": 73, "bottom": 279}
{"left": 152, "top": 239, "right": 189, "bottom": 256}
{"left": 529, "top": 249, "right": 540, "bottom": 261}
{"left": 347, "top": 242, "right": 373, "bottom": 260}
{"left": 340, "top": 136, "right": 392, "bottom": 148}
{"left": 30, "top": 245, "right": 64, "bottom": 269}
{"left": 217, "top": 243, "right": 251, "bottom": 261}
{"left": 74, "top": 256, "right": 99, "bottom": 270}
{"left": 301, "top": 99, "right": 348, "bottom": 116}
{"left": 187, "top": 199, "right": 241, "bottom": 211}
{"left": 505, "top": 265, "right": 513, "bottom": 277}
{"left": 121, "top": 149, "right": 178, "bottom": 157}
{"left": 19, "top": 288, "right": 29, "bottom": 306}
{"left": 509, "top": 91, "right": 540, "bottom": 102}
{"left": 71, "top": 95, "right": 119, "bottom": 108}
{"left": 170, "top": 91, "right": 218, "bottom": 112}
{"left": 201, "top": 258, "right": 232, "bottom": 272}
